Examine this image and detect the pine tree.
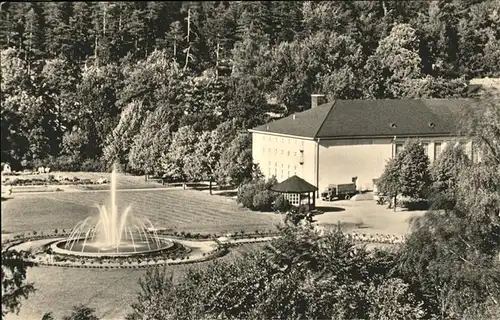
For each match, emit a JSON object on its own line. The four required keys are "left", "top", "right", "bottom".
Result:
{"left": 70, "top": 1, "right": 93, "bottom": 62}
{"left": 23, "top": 3, "right": 45, "bottom": 70}
{"left": 43, "top": 2, "right": 72, "bottom": 59}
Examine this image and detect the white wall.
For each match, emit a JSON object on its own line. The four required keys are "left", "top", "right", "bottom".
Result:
{"left": 252, "top": 132, "right": 474, "bottom": 193}
{"left": 251, "top": 132, "right": 315, "bottom": 184}
{"left": 318, "top": 139, "right": 392, "bottom": 192}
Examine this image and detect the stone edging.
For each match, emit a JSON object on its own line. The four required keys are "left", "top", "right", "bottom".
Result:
{"left": 3, "top": 230, "right": 405, "bottom": 269}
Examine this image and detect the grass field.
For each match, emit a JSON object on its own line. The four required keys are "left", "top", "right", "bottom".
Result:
{"left": 1, "top": 189, "right": 283, "bottom": 236}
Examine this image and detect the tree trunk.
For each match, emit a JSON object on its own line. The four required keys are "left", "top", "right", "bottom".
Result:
{"left": 144, "top": 174, "right": 147, "bottom": 182}
{"left": 209, "top": 178, "right": 212, "bottom": 195}
{"left": 382, "top": 1, "right": 388, "bottom": 17}
{"left": 94, "top": 30, "right": 99, "bottom": 66}
{"left": 215, "top": 37, "right": 220, "bottom": 79}
{"left": 393, "top": 195, "right": 397, "bottom": 212}
{"left": 184, "top": 7, "right": 191, "bottom": 70}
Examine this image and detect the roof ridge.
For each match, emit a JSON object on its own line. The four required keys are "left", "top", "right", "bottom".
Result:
{"left": 314, "top": 100, "right": 336, "bottom": 138}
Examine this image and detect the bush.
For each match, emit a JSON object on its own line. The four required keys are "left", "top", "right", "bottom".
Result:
{"left": 252, "top": 190, "right": 275, "bottom": 211}
{"left": 237, "top": 181, "right": 260, "bottom": 209}
{"left": 400, "top": 199, "right": 430, "bottom": 211}
{"left": 80, "top": 158, "right": 104, "bottom": 172}
{"left": 237, "top": 177, "right": 278, "bottom": 211}
{"left": 273, "top": 194, "right": 292, "bottom": 212}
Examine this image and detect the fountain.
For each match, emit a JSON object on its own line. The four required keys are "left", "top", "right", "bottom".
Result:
{"left": 52, "top": 166, "right": 174, "bottom": 257}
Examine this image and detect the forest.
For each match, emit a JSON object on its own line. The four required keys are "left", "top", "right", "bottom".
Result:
{"left": 1, "top": 1, "right": 499, "bottom": 183}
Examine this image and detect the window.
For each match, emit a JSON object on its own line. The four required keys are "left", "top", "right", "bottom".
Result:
{"left": 281, "top": 150, "right": 284, "bottom": 155}
{"left": 395, "top": 143, "right": 404, "bottom": 156}
{"left": 286, "top": 193, "right": 300, "bottom": 206}
{"left": 287, "top": 151, "right": 290, "bottom": 156}
{"left": 294, "top": 152, "right": 297, "bottom": 157}
{"left": 434, "top": 142, "right": 442, "bottom": 160}
{"left": 422, "top": 143, "right": 429, "bottom": 156}
{"left": 274, "top": 148, "right": 277, "bottom": 154}
{"left": 262, "top": 147, "right": 265, "bottom": 153}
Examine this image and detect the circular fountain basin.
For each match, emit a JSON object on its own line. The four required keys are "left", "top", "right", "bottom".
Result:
{"left": 51, "top": 237, "right": 175, "bottom": 257}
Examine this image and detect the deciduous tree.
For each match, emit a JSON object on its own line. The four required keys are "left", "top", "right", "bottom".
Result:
{"left": 1, "top": 249, "right": 36, "bottom": 318}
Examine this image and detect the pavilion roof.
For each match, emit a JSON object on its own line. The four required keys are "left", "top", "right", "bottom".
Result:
{"left": 270, "top": 175, "right": 318, "bottom": 193}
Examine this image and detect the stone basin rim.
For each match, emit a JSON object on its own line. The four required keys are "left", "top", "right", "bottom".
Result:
{"left": 50, "top": 237, "right": 176, "bottom": 258}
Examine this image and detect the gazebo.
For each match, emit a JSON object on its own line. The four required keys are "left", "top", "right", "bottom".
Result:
{"left": 270, "top": 175, "right": 318, "bottom": 209}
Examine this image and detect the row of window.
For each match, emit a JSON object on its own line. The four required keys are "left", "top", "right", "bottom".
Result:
{"left": 262, "top": 147, "right": 300, "bottom": 157}
{"left": 267, "top": 162, "right": 297, "bottom": 179}
{"left": 395, "top": 142, "right": 441, "bottom": 159}
{"left": 262, "top": 136, "right": 305, "bottom": 146}
{"left": 394, "top": 141, "right": 476, "bottom": 161}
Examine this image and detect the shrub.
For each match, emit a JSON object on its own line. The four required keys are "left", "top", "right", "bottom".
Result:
{"left": 400, "top": 199, "right": 430, "bottom": 211}
{"left": 273, "top": 194, "right": 292, "bottom": 212}
{"left": 252, "top": 190, "right": 276, "bottom": 212}
{"left": 80, "top": 158, "right": 104, "bottom": 172}
{"left": 237, "top": 181, "right": 260, "bottom": 209}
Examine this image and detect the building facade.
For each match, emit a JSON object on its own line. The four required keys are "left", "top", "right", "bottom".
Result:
{"left": 249, "top": 98, "right": 476, "bottom": 194}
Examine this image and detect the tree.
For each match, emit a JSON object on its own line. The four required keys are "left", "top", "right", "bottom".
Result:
{"left": 226, "top": 76, "right": 268, "bottom": 129}
{"left": 1, "top": 249, "right": 36, "bottom": 318}
{"left": 398, "top": 93, "right": 500, "bottom": 318}
{"left": 430, "top": 142, "right": 471, "bottom": 209}
{"left": 126, "top": 267, "right": 174, "bottom": 320}
{"left": 398, "top": 140, "right": 431, "bottom": 200}
{"left": 377, "top": 157, "right": 402, "bottom": 211}
{"left": 127, "top": 225, "right": 425, "bottom": 319}
{"left": 215, "top": 133, "right": 253, "bottom": 188}
{"left": 128, "top": 107, "right": 171, "bottom": 178}
{"left": 365, "top": 23, "right": 422, "bottom": 98}
{"left": 23, "top": 3, "right": 45, "bottom": 71}
{"left": 43, "top": 2, "right": 72, "bottom": 58}
{"left": 40, "top": 57, "right": 81, "bottom": 148}
{"left": 69, "top": 1, "right": 94, "bottom": 62}
{"left": 183, "top": 130, "right": 221, "bottom": 194}
{"left": 102, "top": 100, "right": 146, "bottom": 170}
{"left": 161, "top": 126, "right": 198, "bottom": 187}
{"left": 61, "top": 305, "right": 99, "bottom": 320}
{"left": 76, "top": 64, "right": 122, "bottom": 159}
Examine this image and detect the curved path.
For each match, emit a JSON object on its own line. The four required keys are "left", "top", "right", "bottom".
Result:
{"left": 7, "top": 235, "right": 280, "bottom": 268}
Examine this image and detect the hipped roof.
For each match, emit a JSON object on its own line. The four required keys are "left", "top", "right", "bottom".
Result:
{"left": 270, "top": 175, "right": 318, "bottom": 193}
{"left": 250, "top": 99, "right": 474, "bottom": 139}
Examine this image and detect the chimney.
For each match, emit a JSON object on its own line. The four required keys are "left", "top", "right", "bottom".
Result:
{"left": 311, "top": 94, "right": 326, "bottom": 108}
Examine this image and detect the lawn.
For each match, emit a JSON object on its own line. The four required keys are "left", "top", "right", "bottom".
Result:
{"left": 1, "top": 189, "right": 283, "bottom": 236}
